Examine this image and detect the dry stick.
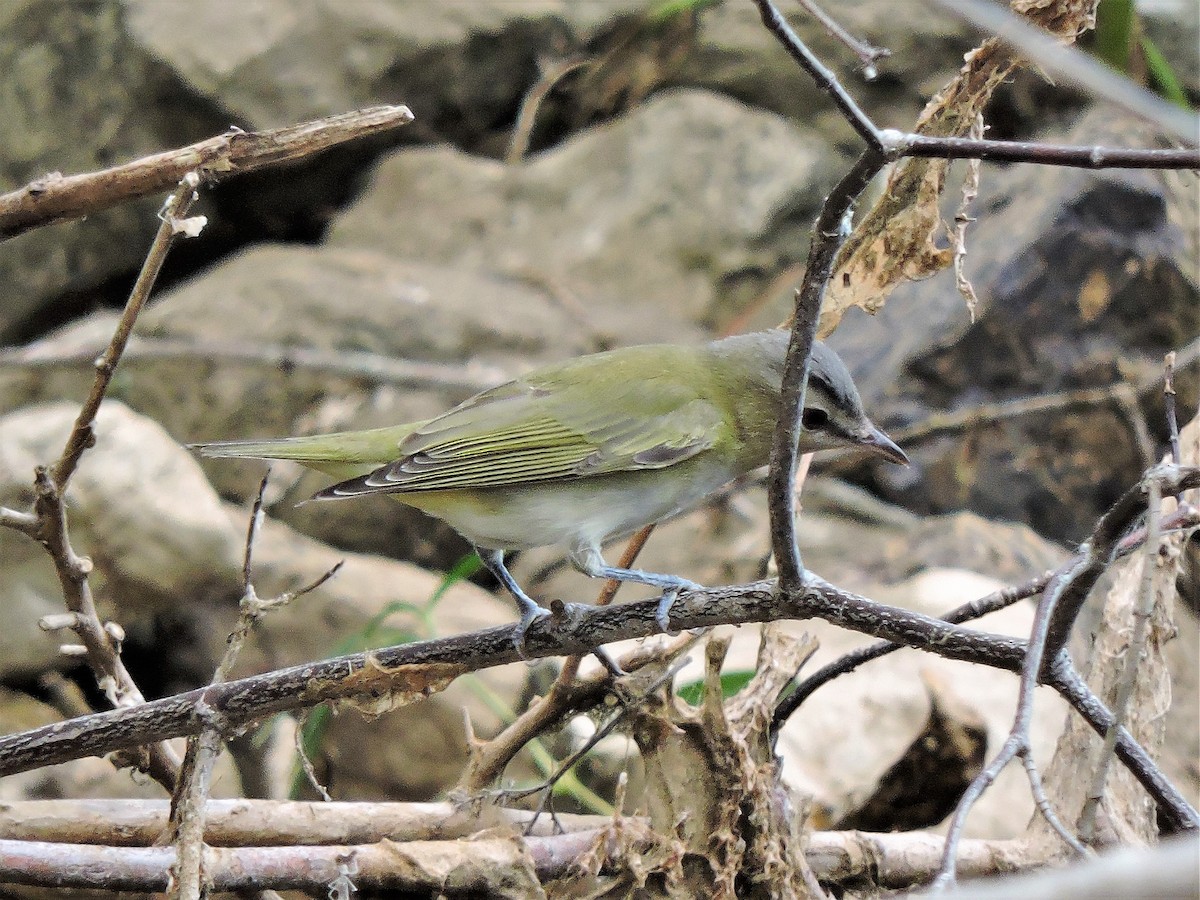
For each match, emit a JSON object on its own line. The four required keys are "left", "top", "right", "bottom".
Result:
{"left": 169, "top": 472, "right": 342, "bottom": 900}
{"left": 4, "top": 798, "right": 1193, "bottom": 892}
{"left": 0, "top": 798, "right": 610, "bottom": 845}
{"left": 0, "top": 337, "right": 509, "bottom": 395}
{"left": 501, "top": 657, "right": 690, "bottom": 830}
{"left": 795, "top": 0, "right": 890, "bottom": 75}
{"left": 506, "top": 55, "right": 591, "bottom": 165}
{"left": 55, "top": 177, "right": 202, "bottom": 487}
{"left": 461, "top": 525, "right": 656, "bottom": 792}
{"left": 0, "top": 172, "right": 206, "bottom": 791}
{"left": 0, "top": 105, "right": 414, "bottom": 241}
{"left": 771, "top": 573, "right": 1051, "bottom": 735}
{"left": 3, "top": 468, "right": 1196, "bottom": 829}
{"left": 754, "top": 0, "right": 883, "bottom": 149}
{"left": 1164, "top": 352, "right": 1181, "bottom": 468}
{"left": 1077, "top": 480, "right": 1163, "bottom": 844}
{"left": 0, "top": 830, "right": 1060, "bottom": 892}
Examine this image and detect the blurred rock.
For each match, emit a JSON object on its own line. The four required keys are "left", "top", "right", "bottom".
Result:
{"left": 329, "top": 88, "right": 834, "bottom": 329}
{"left": 828, "top": 108, "right": 1199, "bottom": 543}
{"left": 0, "top": 0, "right": 225, "bottom": 338}
{"left": 0, "top": 401, "right": 243, "bottom": 679}
{"left": 121, "top": 0, "right": 647, "bottom": 143}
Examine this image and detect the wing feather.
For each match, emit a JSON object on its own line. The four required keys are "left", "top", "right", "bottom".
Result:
{"left": 320, "top": 358, "right": 724, "bottom": 498}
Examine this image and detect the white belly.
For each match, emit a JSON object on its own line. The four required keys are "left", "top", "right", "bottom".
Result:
{"left": 397, "top": 462, "right": 739, "bottom": 555}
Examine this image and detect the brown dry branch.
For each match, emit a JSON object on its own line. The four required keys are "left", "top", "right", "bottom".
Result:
{"left": 1061, "top": 416, "right": 1199, "bottom": 849}
{"left": 1076, "top": 478, "right": 1163, "bottom": 845}
{"left": 0, "top": 829, "right": 1079, "bottom": 894}
{"left": 0, "top": 335, "right": 511, "bottom": 394}
{"left": 933, "top": 458, "right": 1196, "bottom": 885}
{"left": 796, "top": 0, "right": 891, "bottom": 75}
{"left": 0, "top": 105, "right": 414, "bottom": 241}
{"left": 767, "top": 151, "right": 889, "bottom": 589}
{"left": 3, "top": 792, "right": 1192, "bottom": 893}
{"left": 0, "top": 460, "right": 1195, "bottom": 828}
{"left": 0, "top": 172, "right": 210, "bottom": 792}
{"left": 506, "top": 55, "right": 593, "bottom": 165}
{"left": 0, "top": 799, "right": 608, "bottom": 846}
{"left": 168, "top": 472, "right": 342, "bottom": 900}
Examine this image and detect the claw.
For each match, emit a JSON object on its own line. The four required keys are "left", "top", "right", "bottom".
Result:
{"left": 655, "top": 589, "right": 680, "bottom": 636}
{"left": 512, "top": 602, "right": 551, "bottom": 658}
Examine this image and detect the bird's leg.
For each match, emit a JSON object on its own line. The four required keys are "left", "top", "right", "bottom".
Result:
{"left": 476, "top": 548, "right": 551, "bottom": 657}
{"left": 571, "top": 546, "right": 701, "bottom": 635}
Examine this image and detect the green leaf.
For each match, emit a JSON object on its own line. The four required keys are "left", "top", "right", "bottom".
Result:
{"left": 426, "top": 552, "right": 484, "bottom": 610}
{"left": 677, "top": 669, "right": 756, "bottom": 705}
{"left": 1140, "top": 35, "right": 1190, "bottom": 108}
{"left": 1093, "top": 0, "right": 1135, "bottom": 70}
{"left": 649, "top": 0, "right": 721, "bottom": 24}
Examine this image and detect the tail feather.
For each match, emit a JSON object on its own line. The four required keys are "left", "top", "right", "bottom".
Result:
{"left": 190, "top": 423, "right": 421, "bottom": 482}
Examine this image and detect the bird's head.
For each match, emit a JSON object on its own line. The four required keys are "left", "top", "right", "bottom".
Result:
{"left": 798, "top": 342, "right": 908, "bottom": 465}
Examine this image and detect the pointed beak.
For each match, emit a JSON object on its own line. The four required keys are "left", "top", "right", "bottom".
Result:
{"left": 856, "top": 423, "right": 909, "bottom": 466}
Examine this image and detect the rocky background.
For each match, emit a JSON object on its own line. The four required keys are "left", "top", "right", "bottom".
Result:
{"left": 1, "top": 0, "right": 1197, "bottom": 853}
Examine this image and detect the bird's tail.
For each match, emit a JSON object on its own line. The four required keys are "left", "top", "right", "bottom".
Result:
{"left": 190, "top": 423, "right": 420, "bottom": 481}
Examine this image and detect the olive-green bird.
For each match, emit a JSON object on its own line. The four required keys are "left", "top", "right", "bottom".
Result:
{"left": 193, "top": 329, "right": 906, "bottom": 653}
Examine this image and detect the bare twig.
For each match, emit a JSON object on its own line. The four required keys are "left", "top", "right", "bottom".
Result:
{"left": 168, "top": 472, "right": 341, "bottom": 900}
{"left": 54, "top": 174, "right": 203, "bottom": 487}
{"left": 1164, "top": 352, "right": 1181, "bottom": 467}
{"left": 0, "top": 336, "right": 510, "bottom": 394}
{"left": 0, "top": 105, "right": 414, "bottom": 240}
{"left": 506, "top": 55, "right": 592, "bottom": 165}
{"left": 0, "top": 798, "right": 615, "bottom": 846}
{"left": 794, "top": 0, "right": 890, "bottom": 76}
{"left": 0, "top": 172, "right": 209, "bottom": 792}
{"left": 1077, "top": 480, "right": 1162, "bottom": 843}
{"left": 934, "top": 464, "right": 1192, "bottom": 886}
{"left": 0, "top": 828, "right": 1104, "bottom": 893}
{"left": 951, "top": 113, "right": 984, "bottom": 320}
{"left": 753, "top": 0, "right": 882, "bottom": 149}
{"left": 501, "top": 658, "right": 688, "bottom": 822}
{"left": 897, "top": 134, "right": 1199, "bottom": 169}
{"left": 771, "top": 572, "right": 1052, "bottom": 734}
{"left": 772, "top": 503, "right": 1200, "bottom": 729}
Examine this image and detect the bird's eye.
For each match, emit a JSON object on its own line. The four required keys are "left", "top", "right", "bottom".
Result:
{"left": 801, "top": 407, "right": 829, "bottom": 430}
